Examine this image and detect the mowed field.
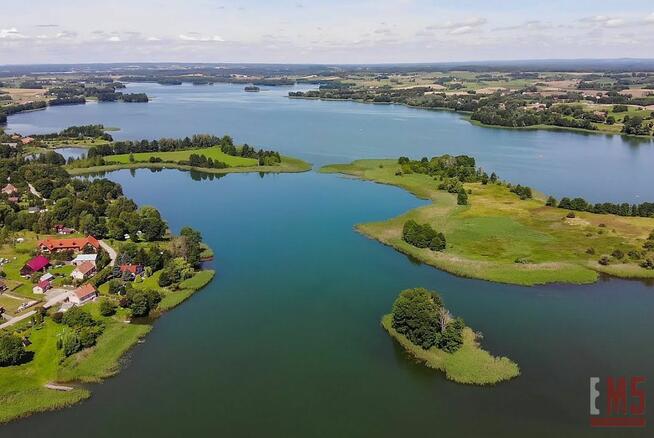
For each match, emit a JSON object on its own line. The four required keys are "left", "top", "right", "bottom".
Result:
{"left": 107, "top": 147, "right": 258, "bottom": 167}
{"left": 322, "top": 159, "right": 654, "bottom": 285}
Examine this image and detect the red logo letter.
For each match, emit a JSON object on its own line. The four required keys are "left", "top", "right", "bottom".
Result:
{"left": 631, "top": 376, "right": 646, "bottom": 416}
{"left": 607, "top": 377, "right": 627, "bottom": 415}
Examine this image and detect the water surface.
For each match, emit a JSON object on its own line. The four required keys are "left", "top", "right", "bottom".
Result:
{"left": 6, "top": 82, "right": 654, "bottom": 202}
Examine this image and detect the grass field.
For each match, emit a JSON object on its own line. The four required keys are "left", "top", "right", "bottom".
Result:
{"left": 381, "top": 315, "right": 519, "bottom": 385}
{"left": 67, "top": 153, "right": 311, "bottom": 176}
{"left": 107, "top": 147, "right": 259, "bottom": 167}
{"left": 322, "top": 159, "right": 654, "bottom": 285}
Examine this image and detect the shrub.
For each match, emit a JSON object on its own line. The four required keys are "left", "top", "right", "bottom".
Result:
{"left": 566, "top": 212, "right": 576, "bottom": 219}
{"left": 598, "top": 256, "right": 610, "bottom": 266}
{"left": 611, "top": 249, "right": 624, "bottom": 260}
{"left": 99, "top": 299, "right": 117, "bottom": 316}
{"left": 402, "top": 220, "right": 446, "bottom": 251}
{"left": 0, "top": 334, "right": 29, "bottom": 366}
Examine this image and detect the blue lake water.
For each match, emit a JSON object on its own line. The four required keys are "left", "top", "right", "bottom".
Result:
{"left": 2, "top": 83, "right": 654, "bottom": 437}
{"left": 6, "top": 82, "right": 654, "bottom": 203}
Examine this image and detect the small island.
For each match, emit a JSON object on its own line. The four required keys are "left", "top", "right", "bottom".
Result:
{"left": 29, "top": 126, "right": 311, "bottom": 175}
{"left": 384, "top": 288, "right": 519, "bottom": 384}
{"left": 322, "top": 156, "right": 654, "bottom": 285}
{"left": 244, "top": 85, "right": 260, "bottom": 92}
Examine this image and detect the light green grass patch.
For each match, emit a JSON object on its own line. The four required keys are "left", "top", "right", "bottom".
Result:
{"left": 381, "top": 315, "right": 519, "bottom": 385}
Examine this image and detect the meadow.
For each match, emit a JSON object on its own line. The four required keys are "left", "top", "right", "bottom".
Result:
{"left": 322, "top": 159, "right": 654, "bottom": 285}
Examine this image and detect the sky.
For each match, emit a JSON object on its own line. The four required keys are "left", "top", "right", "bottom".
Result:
{"left": 1, "top": 0, "right": 654, "bottom": 64}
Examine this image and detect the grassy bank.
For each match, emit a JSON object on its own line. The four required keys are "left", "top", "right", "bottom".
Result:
{"left": 322, "top": 159, "right": 654, "bottom": 285}
{"left": 66, "top": 155, "right": 311, "bottom": 176}
{"left": 381, "top": 315, "right": 519, "bottom": 385}
{"left": 0, "top": 266, "right": 215, "bottom": 424}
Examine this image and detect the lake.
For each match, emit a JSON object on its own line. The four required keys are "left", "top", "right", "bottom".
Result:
{"left": 6, "top": 82, "right": 654, "bottom": 203}
{"left": 2, "top": 84, "right": 654, "bottom": 437}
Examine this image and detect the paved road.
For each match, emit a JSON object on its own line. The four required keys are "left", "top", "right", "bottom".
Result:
{"left": 0, "top": 310, "right": 36, "bottom": 329}
{"left": 99, "top": 240, "right": 117, "bottom": 266}
{"left": 28, "top": 183, "right": 43, "bottom": 199}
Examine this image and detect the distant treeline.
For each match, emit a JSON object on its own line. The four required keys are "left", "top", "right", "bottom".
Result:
{"left": 34, "top": 124, "right": 113, "bottom": 141}
{"left": 554, "top": 197, "right": 654, "bottom": 218}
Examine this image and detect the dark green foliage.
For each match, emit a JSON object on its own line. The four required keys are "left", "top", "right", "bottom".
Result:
{"left": 99, "top": 299, "right": 117, "bottom": 316}
{"left": 59, "top": 307, "right": 104, "bottom": 356}
{"left": 0, "top": 334, "right": 30, "bottom": 366}
{"left": 440, "top": 317, "right": 465, "bottom": 353}
{"left": 457, "top": 189, "right": 468, "bottom": 205}
{"left": 510, "top": 184, "right": 533, "bottom": 200}
{"left": 390, "top": 288, "right": 464, "bottom": 353}
{"left": 124, "top": 289, "right": 162, "bottom": 317}
{"left": 402, "top": 220, "right": 446, "bottom": 251}
{"left": 546, "top": 196, "right": 557, "bottom": 207}
{"left": 391, "top": 288, "right": 441, "bottom": 349}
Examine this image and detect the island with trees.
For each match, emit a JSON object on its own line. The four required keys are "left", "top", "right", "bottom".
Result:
{"left": 0, "top": 126, "right": 215, "bottom": 423}
{"left": 321, "top": 155, "right": 654, "bottom": 285}
{"left": 54, "top": 129, "right": 311, "bottom": 175}
{"left": 384, "top": 288, "right": 519, "bottom": 384}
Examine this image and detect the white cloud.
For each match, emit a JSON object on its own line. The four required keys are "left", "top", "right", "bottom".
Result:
{"left": 646, "top": 13, "right": 654, "bottom": 23}
{"left": 146, "top": 36, "right": 161, "bottom": 41}
{"left": 179, "top": 33, "right": 224, "bottom": 42}
{"left": 424, "top": 17, "right": 487, "bottom": 35}
{"left": 0, "top": 27, "right": 26, "bottom": 39}
{"left": 580, "top": 16, "right": 625, "bottom": 28}
{"left": 107, "top": 36, "right": 121, "bottom": 42}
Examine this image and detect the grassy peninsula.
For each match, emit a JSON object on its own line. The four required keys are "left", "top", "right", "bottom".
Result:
{"left": 322, "top": 158, "right": 654, "bottom": 285}
{"left": 384, "top": 288, "right": 519, "bottom": 385}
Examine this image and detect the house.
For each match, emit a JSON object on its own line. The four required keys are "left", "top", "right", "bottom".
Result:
{"left": 27, "top": 206, "right": 40, "bottom": 214}
{"left": 0, "top": 142, "right": 18, "bottom": 149}
{"left": 20, "top": 255, "right": 50, "bottom": 276}
{"left": 7, "top": 196, "right": 19, "bottom": 203}
{"left": 39, "top": 273, "right": 54, "bottom": 282}
{"left": 2, "top": 183, "right": 17, "bottom": 195}
{"left": 54, "top": 224, "right": 75, "bottom": 235}
{"left": 118, "top": 264, "right": 144, "bottom": 280}
{"left": 20, "top": 137, "right": 35, "bottom": 145}
{"left": 69, "top": 284, "right": 97, "bottom": 305}
{"left": 38, "top": 236, "right": 100, "bottom": 253}
{"left": 71, "top": 261, "right": 97, "bottom": 281}
{"left": 33, "top": 279, "right": 52, "bottom": 294}
{"left": 71, "top": 253, "right": 97, "bottom": 266}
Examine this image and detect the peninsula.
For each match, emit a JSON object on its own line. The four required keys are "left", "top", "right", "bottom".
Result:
{"left": 322, "top": 156, "right": 654, "bottom": 285}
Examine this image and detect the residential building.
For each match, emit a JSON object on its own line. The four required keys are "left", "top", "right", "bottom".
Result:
{"left": 38, "top": 236, "right": 100, "bottom": 253}
{"left": 20, "top": 255, "right": 50, "bottom": 276}
{"left": 69, "top": 284, "right": 97, "bottom": 305}
{"left": 71, "top": 261, "right": 97, "bottom": 280}
{"left": 71, "top": 253, "right": 97, "bottom": 266}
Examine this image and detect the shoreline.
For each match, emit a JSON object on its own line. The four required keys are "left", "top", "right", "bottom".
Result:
{"left": 66, "top": 156, "right": 312, "bottom": 176}
{"left": 288, "top": 95, "right": 654, "bottom": 142}
{"left": 321, "top": 159, "right": 654, "bottom": 286}
{"left": 381, "top": 315, "right": 519, "bottom": 385}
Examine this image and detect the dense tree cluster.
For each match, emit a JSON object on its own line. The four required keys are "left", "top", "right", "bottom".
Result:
{"left": 57, "top": 307, "right": 104, "bottom": 356}
{"left": 509, "top": 184, "right": 533, "bottom": 200}
{"left": 183, "top": 153, "right": 228, "bottom": 169}
{"left": 402, "top": 220, "right": 446, "bottom": 251}
{"left": 556, "top": 197, "right": 654, "bottom": 218}
{"left": 391, "top": 288, "right": 464, "bottom": 352}
{"left": 0, "top": 333, "right": 30, "bottom": 366}
{"left": 81, "top": 134, "right": 282, "bottom": 167}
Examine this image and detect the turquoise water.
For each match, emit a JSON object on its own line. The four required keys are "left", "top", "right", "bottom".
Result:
{"left": 2, "top": 84, "right": 653, "bottom": 436}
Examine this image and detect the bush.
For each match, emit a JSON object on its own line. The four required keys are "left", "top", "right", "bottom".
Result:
{"left": 598, "top": 256, "right": 610, "bottom": 266}
{"left": 402, "top": 220, "right": 446, "bottom": 251}
{"left": 62, "top": 332, "right": 82, "bottom": 356}
{"left": 391, "top": 288, "right": 441, "bottom": 349}
{"left": 611, "top": 249, "right": 624, "bottom": 260}
{"left": 566, "top": 212, "right": 576, "bottom": 218}
{"left": 0, "top": 334, "right": 29, "bottom": 366}
{"left": 457, "top": 189, "right": 468, "bottom": 206}
{"left": 51, "top": 312, "right": 64, "bottom": 323}
{"left": 99, "top": 299, "right": 117, "bottom": 316}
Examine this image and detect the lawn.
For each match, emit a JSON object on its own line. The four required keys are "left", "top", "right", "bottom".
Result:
{"left": 322, "top": 159, "right": 654, "bottom": 285}
{"left": 381, "top": 315, "right": 519, "bottom": 385}
{"left": 107, "top": 147, "right": 258, "bottom": 167}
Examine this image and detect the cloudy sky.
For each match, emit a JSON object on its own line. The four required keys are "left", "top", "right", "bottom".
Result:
{"left": 1, "top": 0, "right": 654, "bottom": 64}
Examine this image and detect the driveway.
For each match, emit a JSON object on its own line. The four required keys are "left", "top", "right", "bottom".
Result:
{"left": 99, "top": 240, "right": 117, "bottom": 266}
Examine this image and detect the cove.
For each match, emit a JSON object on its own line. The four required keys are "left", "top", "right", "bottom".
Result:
{"left": 6, "top": 82, "right": 654, "bottom": 203}
{"left": 3, "top": 168, "right": 654, "bottom": 437}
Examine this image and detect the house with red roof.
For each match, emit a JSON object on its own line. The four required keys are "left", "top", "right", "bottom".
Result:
{"left": 54, "top": 224, "right": 75, "bottom": 235}
{"left": 118, "top": 264, "right": 144, "bottom": 280}
{"left": 38, "top": 236, "right": 100, "bottom": 253}
{"left": 20, "top": 255, "right": 50, "bottom": 276}
{"left": 33, "top": 279, "right": 52, "bottom": 294}
{"left": 71, "top": 261, "right": 97, "bottom": 281}
{"left": 69, "top": 284, "right": 97, "bottom": 305}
